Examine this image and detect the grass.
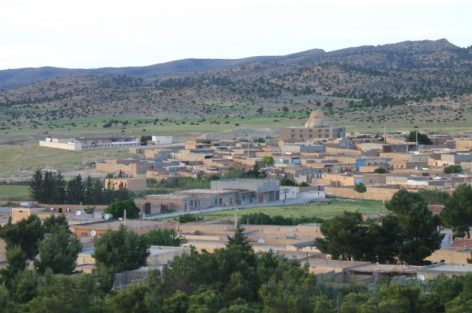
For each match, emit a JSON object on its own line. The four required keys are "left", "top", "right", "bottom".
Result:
{"left": 0, "top": 184, "right": 31, "bottom": 201}
{"left": 0, "top": 144, "right": 132, "bottom": 181}
{"left": 192, "top": 199, "right": 387, "bottom": 222}
{"left": 3, "top": 103, "right": 471, "bottom": 145}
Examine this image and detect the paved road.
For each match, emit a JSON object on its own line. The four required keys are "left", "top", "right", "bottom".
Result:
{"left": 144, "top": 192, "right": 326, "bottom": 220}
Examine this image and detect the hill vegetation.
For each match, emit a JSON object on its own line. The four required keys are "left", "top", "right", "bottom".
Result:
{"left": 1, "top": 39, "right": 472, "bottom": 142}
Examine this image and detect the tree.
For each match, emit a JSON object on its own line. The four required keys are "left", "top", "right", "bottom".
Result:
{"left": 444, "top": 165, "right": 462, "bottom": 174}
{"left": 83, "top": 176, "right": 95, "bottom": 204}
{"left": 104, "top": 199, "right": 140, "bottom": 219}
{"left": 316, "top": 212, "right": 375, "bottom": 261}
{"left": 354, "top": 182, "right": 367, "bottom": 193}
{"left": 66, "top": 175, "right": 83, "bottom": 204}
{"left": 187, "top": 288, "right": 224, "bottom": 313}
{"left": 106, "top": 284, "right": 150, "bottom": 313}
{"left": 442, "top": 184, "right": 472, "bottom": 238}
{"left": 0, "top": 215, "right": 44, "bottom": 261}
{"left": 30, "top": 169, "right": 44, "bottom": 203}
{"left": 374, "top": 167, "right": 389, "bottom": 174}
{"left": 140, "top": 135, "right": 152, "bottom": 146}
{"left": 406, "top": 131, "right": 432, "bottom": 145}
{"left": 35, "top": 225, "right": 82, "bottom": 274}
{"left": 163, "top": 290, "right": 189, "bottom": 313}
{"left": 43, "top": 215, "right": 69, "bottom": 234}
{"left": 93, "top": 225, "right": 150, "bottom": 274}
{"left": 387, "top": 189, "right": 443, "bottom": 265}
{"left": 23, "top": 274, "right": 107, "bottom": 313}
{"left": 418, "top": 189, "right": 450, "bottom": 205}
{"left": 262, "top": 156, "right": 274, "bottom": 167}
{"left": 145, "top": 229, "right": 185, "bottom": 246}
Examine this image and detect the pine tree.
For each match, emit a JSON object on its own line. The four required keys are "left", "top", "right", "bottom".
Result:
{"left": 30, "top": 169, "right": 43, "bottom": 202}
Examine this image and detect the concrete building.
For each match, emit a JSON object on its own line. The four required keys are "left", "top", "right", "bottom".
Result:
{"left": 39, "top": 137, "right": 82, "bottom": 151}
{"left": 39, "top": 135, "right": 172, "bottom": 151}
{"left": 417, "top": 264, "right": 472, "bottom": 280}
{"left": 211, "top": 179, "right": 281, "bottom": 203}
{"left": 104, "top": 177, "right": 147, "bottom": 192}
{"left": 279, "top": 111, "right": 345, "bottom": 142}
{"left": 96, "top": 159, "right": 150, "bottom": 177}
{"left": 150, "top": 136, "right": 173, "bottom": 145}
{"left": 137, "top": 189, "right": 240, "bottom": 215}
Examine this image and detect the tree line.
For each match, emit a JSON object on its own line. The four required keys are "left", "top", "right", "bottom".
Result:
{"left": 30, "top": 170, "right": 132, "bottom": 204}
{"left": 317, "top": 185, "right": 472, "bottom": 265}
{"left": 317, "top": 189, "right": 443, "bottom": 265}
{"left": 1, "top": 224, "right": 472, "bottom": 313}
{"left": 240, "top": 212, "right": 323, "bottom": 225}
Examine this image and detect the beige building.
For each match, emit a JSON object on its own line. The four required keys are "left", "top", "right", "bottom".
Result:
{"left": 96, "top": 159, "right": 150, "bottom": 177}
{"left": 104, "top": 177, "right": 147, "bottom": 192}
{"left": 279, "top": 111, "right": 345, "bottom": 142}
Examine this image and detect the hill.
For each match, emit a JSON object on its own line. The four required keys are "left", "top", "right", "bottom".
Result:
{"left": 0, "top": 39, "right": 472, "bottom": 142}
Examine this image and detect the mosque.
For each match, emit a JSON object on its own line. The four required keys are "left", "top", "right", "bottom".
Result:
{"left": 278, "top": 110, "right": 346, "bottom": 142}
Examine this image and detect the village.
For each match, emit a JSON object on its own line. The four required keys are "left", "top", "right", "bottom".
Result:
{"left": 1, "top": 110, "right": 472, "bottom": 289}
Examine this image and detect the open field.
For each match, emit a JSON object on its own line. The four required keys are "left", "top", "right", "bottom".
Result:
{"left": 182, "top": 199, "right": 387, "bottom": 222}
{"left": 2, "top": 95, "right": 472, "bottom": 145}
{"left": 0, "top": 144, "right": 132, "bottom": 181}
{"left": 0, "top": 184, "right": 31, "bottom": 201}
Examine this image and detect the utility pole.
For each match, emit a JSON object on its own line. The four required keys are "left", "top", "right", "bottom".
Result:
{"left": 416, "top": 130, "right": 419, "bottom": 150}
{"left": 383, "top": 121, "right": 387, "bottom": 143}
{"left": 234, "top": 209, "right": 239, "bottom": 229}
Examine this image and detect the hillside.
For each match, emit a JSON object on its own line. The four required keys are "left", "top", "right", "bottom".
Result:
{"left": 0, "top": 39, "right": 472, "bottom": 142}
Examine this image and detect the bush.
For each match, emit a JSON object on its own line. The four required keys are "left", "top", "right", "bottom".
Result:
{"left": 104, "top": 199, "right": 140, "bottom": 219}
{"left": 354, "top": 183, "right": 367, "bottom": 193}
{"left": 374, "top": 167, "right": 389, "bottom": 174}
{"left": 444, "top": 165, "right": 462, "bottom": 174}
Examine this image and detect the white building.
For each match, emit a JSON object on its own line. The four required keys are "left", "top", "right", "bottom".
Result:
{"left": 39, "top": 137, "right": 82, "bottom": 151}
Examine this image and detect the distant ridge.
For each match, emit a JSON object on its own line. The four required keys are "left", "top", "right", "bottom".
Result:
{"left": 0, "top": 39, "right": 463, "bottom": 89}
{"left": 1, "top": 38, "right": 471, "bottom": 126}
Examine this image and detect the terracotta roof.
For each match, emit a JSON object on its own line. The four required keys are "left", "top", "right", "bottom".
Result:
{"left": 451, "top": 238, "right": 472, "bottom": 249}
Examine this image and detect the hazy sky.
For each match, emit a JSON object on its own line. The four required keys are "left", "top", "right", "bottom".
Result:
{"left": 1, "top": 0, "right": 471, "bottom": 69}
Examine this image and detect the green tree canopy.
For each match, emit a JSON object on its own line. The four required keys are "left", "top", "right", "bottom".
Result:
{"left": 93, "top": 225, "right": 150, "bottom": 274}
{"left": 104, "top": 199, "right": 140, "bottom": 219}
{"left": 0, "top": 215, "right": 44, "bottom": 261}
{"left": 35, "top": 225, "right": 82, "bottom": 274}
{"left": 387, "top": 189, "right": 443, "bottom": 265}
{"left": 441, "top": 184, "right": 472, "bottom": 238}
{"left": 374, "top": 167, "right": 389, "bottom": 174}
{"left": 354, "top": 183, "right": 367, "bottom": 193}
{"left": 406, "top": 131, "right": 433, "bottom": 145}
{"left": 444, "top": 165, "right": 462, "bottom": 174}
{"left": 145, "top": 229, "right": 185, "bottom": 246}
{"left": 315, "top": 212, "right": 376, "bottom": 261}
{"left": 261, "top": 156, "right": 274, "bottom": 167}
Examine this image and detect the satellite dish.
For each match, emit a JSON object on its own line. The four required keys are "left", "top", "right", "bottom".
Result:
{"left": 90, "top": 230, "right": 97, "bottom": 238}
{"left": 75, "top": 210, "right": 82, "bottom": 216}
{"left": 417, "top": 274, "right": 425, "bottom": 281}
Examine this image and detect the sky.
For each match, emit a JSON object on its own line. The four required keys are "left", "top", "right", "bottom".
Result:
{"left": 1, "top": 0, "right": 471, "bottom": 69}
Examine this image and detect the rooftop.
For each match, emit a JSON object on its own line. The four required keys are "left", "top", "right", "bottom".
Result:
{"left": 420, "top": 264, "right": 472, "bottom": 273}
